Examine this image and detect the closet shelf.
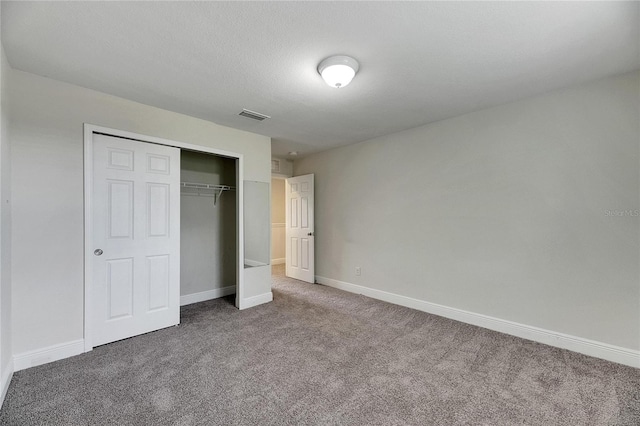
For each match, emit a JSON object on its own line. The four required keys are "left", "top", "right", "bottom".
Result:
{"left": 180, "top": 182, "right": 235, "bottom": 206}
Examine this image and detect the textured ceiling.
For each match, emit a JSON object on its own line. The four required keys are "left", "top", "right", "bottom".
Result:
{"left": 3, "top": 2, "right": 639, "bottom": 158}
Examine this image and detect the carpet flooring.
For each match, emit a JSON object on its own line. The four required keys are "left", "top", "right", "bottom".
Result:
{"left": 1, "top": 264, "right": 639, "bottom": 425}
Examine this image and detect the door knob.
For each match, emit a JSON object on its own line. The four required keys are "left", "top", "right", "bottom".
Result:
{"left": 94, "top": 249, "right": 103, "bottom": 256}
{"left": 307, "top": 232, "right": 314, "bottom": 236}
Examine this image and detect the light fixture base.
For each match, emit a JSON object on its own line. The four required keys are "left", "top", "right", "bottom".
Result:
{"left": 318, "top": 55, "right": 360, "bottom": 88}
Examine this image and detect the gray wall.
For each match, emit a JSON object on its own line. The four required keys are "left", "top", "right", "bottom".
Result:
{"left": 294, "top": 71, "right": 639, "bottom": 350}
{"left": 9, "top": 68, "right": 271, "bottom": 356}
{"left": 1, "top": 31, "right": 13, "bottom": 385}
{"left": 181, "top": 151, "right": 236, "bottom": 296}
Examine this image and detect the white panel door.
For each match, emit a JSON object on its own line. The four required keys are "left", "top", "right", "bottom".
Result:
{"left": 286, "top": 174, "right": 314, "bottom": 283}
{"left": 92, "top": 134, "right": 180, "bottom": 347}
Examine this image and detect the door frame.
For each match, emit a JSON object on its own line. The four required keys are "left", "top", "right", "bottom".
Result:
{"left": 83, "top": 124, "right": 245, "bottom": 352}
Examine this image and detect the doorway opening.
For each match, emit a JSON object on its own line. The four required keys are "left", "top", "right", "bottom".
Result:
{"left": 271, "top": 174, "right": 315, "bottom": 283}
{"left": 180, "top": 150, "right": 237, "bottom": 307}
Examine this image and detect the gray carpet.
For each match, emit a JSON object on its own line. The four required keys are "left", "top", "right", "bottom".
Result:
{"left": 1, "top": 264, "right": 639, "bottom": 425}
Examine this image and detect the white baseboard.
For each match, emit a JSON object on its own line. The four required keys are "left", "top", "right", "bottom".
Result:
{"left": 316, "top": 275, "right": 640, "bottom": 368}
{"left": 271, "top": 258, "right": 285, "bottom": 265}
{"left": 180, "top": 286, "right": 236, "bottom": 306}
{"left": 239, "top": 291, "right": 273, "bottom": 310}
{"left": 13, "top": 339, "right": 85, "bottom": 372}
{"left": 0, "top": 360, "right": 14, "bottom": 409}
{"left": 245, "top": 259, "right": 268, "bottom": 267}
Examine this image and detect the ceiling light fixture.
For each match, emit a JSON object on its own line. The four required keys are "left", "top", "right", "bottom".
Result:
{"left": 318, "top": 55, "right": 359, "bottom": 88}
{"left": 288, "top": 151, "right": 298, "bottom": 156}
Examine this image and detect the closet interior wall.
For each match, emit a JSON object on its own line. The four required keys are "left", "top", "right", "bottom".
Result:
{"left": 180, "top": 150, "right": 237, "bottom": 300}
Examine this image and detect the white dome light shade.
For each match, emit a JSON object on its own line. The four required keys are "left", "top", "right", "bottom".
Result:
{"left": 318, "top": 56, "right": 359, "bottom": 88}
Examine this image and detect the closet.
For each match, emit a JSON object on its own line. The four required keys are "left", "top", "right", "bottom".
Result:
{"left": 180, "top": 150, "right": 237, "bottom": 303}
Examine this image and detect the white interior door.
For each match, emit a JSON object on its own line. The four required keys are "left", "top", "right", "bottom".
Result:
{"left": 92, "top": 134, "right": 180, "bottom": 347}
{"left": 285, "top": 174, "right": 314, "bottom": 283}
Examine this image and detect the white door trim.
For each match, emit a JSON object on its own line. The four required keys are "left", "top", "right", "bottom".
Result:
{"left": 83, "top": 124, "right": 245, "bottom": 352}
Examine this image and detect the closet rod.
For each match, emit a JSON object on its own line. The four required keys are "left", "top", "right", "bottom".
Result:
{"left": 180, "top": 182, "right": 235, "bottom": 191}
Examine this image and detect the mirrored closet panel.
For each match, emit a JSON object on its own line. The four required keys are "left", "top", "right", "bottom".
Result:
{"left": 243, "top": 180, "right": 270, "bottom": 268}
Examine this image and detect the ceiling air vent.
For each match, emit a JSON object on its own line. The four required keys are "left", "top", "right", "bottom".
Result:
{"left": 239, "top": 109, "right": 271, "bottom": 122}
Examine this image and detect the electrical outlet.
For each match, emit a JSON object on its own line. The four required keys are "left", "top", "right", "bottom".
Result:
{"left": 355, "top": 267, "right": 361, "bottom": 276}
